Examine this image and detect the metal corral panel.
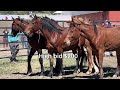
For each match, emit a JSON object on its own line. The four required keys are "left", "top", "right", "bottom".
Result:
{"left": 0, "top": 21, "right": 13, "bottom": 27}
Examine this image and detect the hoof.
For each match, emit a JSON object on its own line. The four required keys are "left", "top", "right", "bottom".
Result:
{"left": 39, "top": 72, "right": 45, "bottom": 76}
{"left": 48, "top": 73, "right": 53, "bottom": 78}
{"left": 113, "top": 74, "right": 118, "bottom": 78}
{"left": 74, "top": 69, "right": 80, "bottom": 74}
{"left": 86, "top": 71, "right": 92, "bottom": 75}
{"left": 58, "top": 75, "right": 63, "bottom": 79}
{"left": 94, "top": 71, "right": 99, "bottom": 75}
{"left": 27, "top": 72, "right": 32, "bottom": 76}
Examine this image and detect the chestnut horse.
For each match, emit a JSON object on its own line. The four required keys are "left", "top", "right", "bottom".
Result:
{"left": 11, "top": 17, "right": 47, "bottom": 76}
{"left": 64, "top": 16, "right": 120, "bottom": 79}
{"left": 65, "top": 19, "right": 99, "bottom": 75}
{"left": 24, "top": 16, "right": 88, "bottom": 78}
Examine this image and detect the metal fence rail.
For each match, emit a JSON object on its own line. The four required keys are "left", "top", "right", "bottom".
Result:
{"left": 0, "top": 28, "right": 30, "bottom": 59}
{"left": 0, "top": 20, "right": 119, "bottom": 60}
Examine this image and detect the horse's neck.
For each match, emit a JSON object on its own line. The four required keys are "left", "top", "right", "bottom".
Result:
{"left": 43, "top": 29, "right": 67, "bottom": 47}
{"left": 80, "top": 24, "right": 97, "bottom": 43}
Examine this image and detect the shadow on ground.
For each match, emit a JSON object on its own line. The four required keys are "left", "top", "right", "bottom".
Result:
{"left": 12, "top": 66, "right": 116, "bottom": 79}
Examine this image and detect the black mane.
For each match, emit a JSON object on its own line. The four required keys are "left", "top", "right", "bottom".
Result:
{"left": 41, "top": 17, "right": 63, "bottom": 34}
{"left": 92, "top": 20, "right": 98, "bottom": 34}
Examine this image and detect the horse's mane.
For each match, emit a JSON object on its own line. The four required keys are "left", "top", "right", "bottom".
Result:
{"left": 74, "top": 17, "right": 98, "bottom": 34}
{"left": 41, "top": 17, "right": 63, "bottom": 33}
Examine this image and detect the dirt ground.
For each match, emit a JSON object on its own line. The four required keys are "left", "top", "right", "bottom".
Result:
{"left": 0, "top": 51, "right": 119, "bottom": 79}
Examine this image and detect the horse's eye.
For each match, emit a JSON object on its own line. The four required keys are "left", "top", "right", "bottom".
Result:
{"left": 71, "top": 30, "right": 73, "bottom": 32}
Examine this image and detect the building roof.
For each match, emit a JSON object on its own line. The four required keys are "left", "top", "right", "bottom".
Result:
{"left": 53, "top": 11, "right": 62, "bottom": 14}
{"left": 61, "top": 11, "right": 100, "bottom": 16}
{"left": 0, "top": 14, "right": 72, "bottom": 21}
{"left": 37, "top": 15, "right": 72, "bottom": 21}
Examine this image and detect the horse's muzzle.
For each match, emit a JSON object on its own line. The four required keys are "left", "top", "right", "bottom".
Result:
{"left": 25, "top": 32, "right": 34, "bottom": 37}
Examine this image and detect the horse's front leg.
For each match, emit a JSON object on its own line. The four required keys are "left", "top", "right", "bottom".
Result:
{"left": 27, "top": 48, "right": 36, "bottom": 76}
{"left": 96, "top": 49, "right": 104, "bottom": 79}
{"left": 58, "top": 53, "right": 64, "bottom": 77}
{"left": 38, "top": 49, "right": 44, "bottom": 76}
{"left": 72, "top": 49, "right": 80, "bottom": 75}
{"left": 86, "top": 47, "right": 99, "bottom": 75}
{"left": 48, "top": 53, "right": 54, "bottom": 78}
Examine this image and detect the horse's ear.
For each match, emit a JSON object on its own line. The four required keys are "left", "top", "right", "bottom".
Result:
{"left": 88, "top": 16, "right": 92, "bottom": 21}
{"left": 21, "top": 18, "right": 24, "bottom": 22}
{"left": 34, "top": 14, "right": 38, "bottom": 19}
{"left": 12, "top": 17, "right": 14, "bottom": 20}
{"left": 34, "top": 14, "right": 37, "bottom": 17}
{"left": 84, "top": 16, "right": 88, "bottom": 21}
{"left": 18, "top": 16, "right": 20, "bottom": 19}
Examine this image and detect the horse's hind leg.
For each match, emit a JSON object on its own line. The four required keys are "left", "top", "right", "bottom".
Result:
{"left": 73, "top": 49, "right": 80, "bottom": 74}
{"left": 93, "top": 55, "right": 99, "bottom": 74}
{"left": 113, "top": 50, "right": 120, "bottom": 77}
{"left": 27, "top": 48, "right": 36, "bottom": 76}
{"left": 54, "top": 53, "right": 61, "bottom": 74}
{"left": 86, "top": 47, "right": 99, "bottom": 75}
{"left": 38, "top": 49, "right": 44, "bottom": 76}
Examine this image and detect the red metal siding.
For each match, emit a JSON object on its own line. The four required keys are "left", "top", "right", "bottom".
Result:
{"left": 76, "top": 12, "right": 104, "bottom": 21}
{"left": 109, "top": 11, "right": 120, "bottom": 21}
{"left": 73, "top": 11, "right": 120, "bottom": 26}
{"left": 108, "top": 11, "right": 120, "bottom": 25}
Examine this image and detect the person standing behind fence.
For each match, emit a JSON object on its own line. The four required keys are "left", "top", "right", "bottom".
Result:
{"left": 3, "top": 28, "right": 8, "bottom": 49}
{"left": 21, "top": 33, "right": 28, "bottom": 48}
{"left": 8, "top": 28, "right": 20, "bottom": 62}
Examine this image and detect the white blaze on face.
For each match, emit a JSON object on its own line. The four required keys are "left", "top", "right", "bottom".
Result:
{"left": 64, "top": 37, "right": 71, "bottom": 46}
{"left": 25, "top": 30, "right": 31, "bottom": 34}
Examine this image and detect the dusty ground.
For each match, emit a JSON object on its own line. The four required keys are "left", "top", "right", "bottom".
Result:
{"left": 0, "top": 51, "right": 119, "bottom": 79}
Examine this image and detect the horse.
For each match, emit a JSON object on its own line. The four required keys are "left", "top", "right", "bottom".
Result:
{"left": 65, "top": 18, "right": 99, "bottom": 75}
{"left": 11, "top": 17, "right": 47, "bottom": 76}
{"left": 64, "top": 16, "right": 120, "bottom": 79}
{"left": 23, "top": 15, "right": 87, "bottom": 78}
{"left": 11, "top": 17, "right": 68, "bottom": 76}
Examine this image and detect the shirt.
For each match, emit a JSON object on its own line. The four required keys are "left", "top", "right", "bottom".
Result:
{"left": 3, "top": 30, "right": 8, "bottom": 38}
{"left": 8, "top": 29, "right": 21, "bottom": 42}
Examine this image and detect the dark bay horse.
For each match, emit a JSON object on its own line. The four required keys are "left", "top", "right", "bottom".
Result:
{"left": 24, "top": 16, "right": 87, "bottom": 77}
{"left": 11, "top": 17, "right": 47, "bottom": 76}
{"left": 64, "top": 16, "right": 120, "bottom": 79}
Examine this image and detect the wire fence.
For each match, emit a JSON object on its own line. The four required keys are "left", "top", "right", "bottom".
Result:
{"left": 0, "top": 33, "right": 31, "bottom": 59}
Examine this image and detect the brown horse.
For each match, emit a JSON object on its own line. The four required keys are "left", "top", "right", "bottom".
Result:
{"left": 11, "top": 17, "right": 47, "bottom": 76}
{"left": 24, "top": 15, "right": 87, "bottom": 77}
{"left": 65, "top": 19, "right": 99, "bottom": 75}
{"left": 64, "top": 16, "right": 120, "bottom": 79}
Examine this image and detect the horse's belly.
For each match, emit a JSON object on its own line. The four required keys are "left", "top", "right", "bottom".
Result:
{"left": 105, "top": 43, "right": 120, "bottom": 51}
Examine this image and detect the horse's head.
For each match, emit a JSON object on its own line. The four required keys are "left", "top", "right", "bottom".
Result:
{"left": 64, "top": 17, "right": 93, "bottom": 46}
{"left": 24, "top": 15, "right": 42, "bottom": 37}
{"left": 72, "top": 16, "right": 91, "bottom": 25}
{"left": 12, "top": 17, "right": 29, "bottom": 36}
{"left": 11, "top": 17, "right": 23, "bottom": 36}
{"left": 71, "top": 17, "right": 98, "bottom": 41}
{"left": 64, "top": 27, "right": 80, "bottom": 46}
